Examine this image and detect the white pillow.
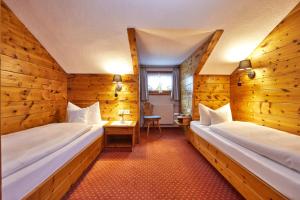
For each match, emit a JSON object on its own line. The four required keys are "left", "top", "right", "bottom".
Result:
{"left": 68, "top": 108, "right": 88, "bottom": 123}
{"left": 199, "top": 103, "right": 212, "bottom": 125}
{"left": 68, "top": 101, "right": 80, "bottom": 110}
{"left": 67, "top": 101, "right": 102, "bottom": 124}
{"left": 87, "top": 102, "right": 102, "bottom": 124}
{"left": 209, "top": 104, "right": 232, "bottom": 125}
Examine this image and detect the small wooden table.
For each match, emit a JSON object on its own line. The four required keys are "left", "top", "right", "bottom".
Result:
{"left": 104, "top": 121, "right": 137, "bottom": 152}
{"left": 175, "top": 115, "right": 192, "bottom": 132}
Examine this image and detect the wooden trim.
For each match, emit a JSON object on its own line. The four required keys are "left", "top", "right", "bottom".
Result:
{"left": 186, "top": 128, "right": 287, "bottom": 200}
{"left": 23, "top": 135, "right": 104, "bottom": 200}
{"left": 127, "top": 28, "right": 139, "bottom": 76}
{"left": 148, "top": 91, "right": 171, "bottom": 95}
{"left": 194, "top": 30, "right": 224, "bottom": 75}
{"left": 127, "top": 28, "right": 140, "bottom": 143}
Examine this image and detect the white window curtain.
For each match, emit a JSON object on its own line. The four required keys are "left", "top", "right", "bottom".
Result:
{"left": 171, "top": 67, "right": 180, "bottom": 101}
{"left": 140, "top": 68, "right": 148, "bottom": 101}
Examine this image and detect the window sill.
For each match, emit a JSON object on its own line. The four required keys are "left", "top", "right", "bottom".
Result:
{"left": 149, "top": 91, "right": 171, "bottom": 95}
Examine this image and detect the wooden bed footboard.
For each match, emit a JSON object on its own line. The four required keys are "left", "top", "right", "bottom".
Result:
{"left": 23, "top": 135, "right": 104, "bottom": 200}
{"left": 186, "top": 128, "right": 287, "bottom": 200}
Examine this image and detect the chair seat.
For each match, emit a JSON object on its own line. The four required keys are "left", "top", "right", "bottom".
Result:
{"left": 144, "top": 115, "right": 161, "bottom": 119}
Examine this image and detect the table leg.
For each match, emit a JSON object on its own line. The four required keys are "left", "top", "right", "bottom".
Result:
{"left": 147, "top": 121, "right": 150, "bottom": 136}
{"left": 158, "top": 120, "right": 162, "bottom": 133}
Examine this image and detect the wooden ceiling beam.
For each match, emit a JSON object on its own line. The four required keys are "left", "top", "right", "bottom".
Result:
{"left": 194, "top": 29, "right": 224, "bottom": 75}
{"left": 127, "top": 28, "right": 139, "bottom": 75}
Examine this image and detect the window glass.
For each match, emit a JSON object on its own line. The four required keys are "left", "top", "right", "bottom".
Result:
{"left": 147, "top": 72, "right": 172, "bottom": 92}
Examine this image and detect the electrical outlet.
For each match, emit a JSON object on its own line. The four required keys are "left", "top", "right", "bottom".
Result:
{"left": 118, "top": 110, "right": 130, "bottom": 115}
{"left": 123, "top": 110, "right": 130, "bottom": 114}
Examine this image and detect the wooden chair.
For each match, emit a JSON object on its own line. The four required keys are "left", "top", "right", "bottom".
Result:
{"left": 143, "top": 102, "right": 162, "bottom": 136}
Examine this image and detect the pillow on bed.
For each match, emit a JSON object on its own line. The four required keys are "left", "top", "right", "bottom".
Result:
{"left": 87, "top": 102, "right": 102, "bottom": 124}
{"left": 199, "top": 103, "right": 212, "bottom": 125}
{"left": 67, "top": 102, "right": 102, "bottom": 124}
{"left": 209, "top": 104, "right": 232, "bottom": 125}
{"left": 68, "top": 108, "right": 88, "bottom": 123}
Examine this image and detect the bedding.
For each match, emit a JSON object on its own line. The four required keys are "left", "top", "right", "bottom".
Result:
{"left": 2, "top": 123, "right": 92, "bottom": 178}
{"left": 198, "top": 103, "right": 212, "bottom": 125}
{"left": 2, "top": 122, "right": 106, "bottom": 200}
{"left": 68, "top": 107, "right": 89, "bottom": 123}
{"left": 210, "top": 121, "right": 300, "bottom": 172}
{"left": 67, "top": 101, "right": 102, "bottom": 124}
{"left": 198, "top": 103, "right": 232, "bottom": 125}
{"left": 209, "top": 104, "right": 232, "bottom": 124}
{"left": 190, "top": 121, "right": 300, "bottom": 199}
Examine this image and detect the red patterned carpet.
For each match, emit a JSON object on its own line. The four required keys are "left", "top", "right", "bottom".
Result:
{"left": 65, "top": 128, "right": 243, "bottom": 200}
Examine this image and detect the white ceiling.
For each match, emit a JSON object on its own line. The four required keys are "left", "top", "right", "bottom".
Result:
{"left": 4, "top": 0, "right": 299, "bottom": 74}
{"left": 136, "top": 29, "right": 213, "bottom": 65}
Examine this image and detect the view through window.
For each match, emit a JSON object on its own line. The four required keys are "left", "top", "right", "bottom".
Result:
{"left": 147, "top": 72, "right": 172, "bottom": 93}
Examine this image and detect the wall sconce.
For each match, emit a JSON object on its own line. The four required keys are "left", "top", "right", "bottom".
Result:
{"left": 113, "top": 74, "right": 122, "bottom": 97}
{"left": 238, "top": 59, "right": 255, "bottom": 79}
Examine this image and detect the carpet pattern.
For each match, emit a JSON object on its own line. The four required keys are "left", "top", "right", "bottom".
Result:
{"left": 65, "top": 128, "right": 243, "bottom": 200}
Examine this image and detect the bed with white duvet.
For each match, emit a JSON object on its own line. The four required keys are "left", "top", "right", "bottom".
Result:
{"left": 190, "top": 121, "right": 300, "bottom": 200}
{"left": 2, "top": 122, "right": 106, "bottom": 200}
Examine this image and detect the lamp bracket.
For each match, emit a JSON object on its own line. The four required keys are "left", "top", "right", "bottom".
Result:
{"left": 247, "top": 70, "right": 256, "bottom": 79}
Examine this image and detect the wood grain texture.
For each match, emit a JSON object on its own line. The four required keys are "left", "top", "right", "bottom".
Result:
{"left": 230, "top": 3, "right": 300, "bottom": 135}
{"left": 24, "top": 135, "right": 104, "bottom": 200}
{"left": 68, "top": 74, "right": 139, "bottom": 122}
{"left": 127, "top": 28, "right": 140, "bottom": 141}
{"left": 0, "top": 2, "right": 67, "bottom": 135}
{"left": 180, "top": 30, "right": 224, "bottom": 115}
{"left": 194, "top": 30, "right": 223, "bottom": 74}
{"left": 192, "top": 75, "right": 230, "bottom": 119}
{"left": 187, "top": 128, "right": 287, "bottom": 200}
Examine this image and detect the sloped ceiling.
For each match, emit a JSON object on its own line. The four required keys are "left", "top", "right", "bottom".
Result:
{"left": 4, "top": 0, "right": 299, "bottom": 74}
{"left": 136, "top": 29, "right": 214, "bottom": 66}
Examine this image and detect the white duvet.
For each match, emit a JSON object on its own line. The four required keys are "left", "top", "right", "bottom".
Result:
{"left": 2, "top": 123, "right": 92, "bottom": 178}
{"left": 210, "top": 121, "right": 300, "bottom": 172}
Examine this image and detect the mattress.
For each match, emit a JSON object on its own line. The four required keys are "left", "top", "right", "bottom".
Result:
{"left": 2, "top": 122, "right": 106, "bottom": 200}
{"left": 210, "top": 121, "right": 300, "bottom": 172}
{"left": 2, "top": 123, "right": 92, "bottom": 178}
{"left": 190, "top": 121, "right": 300, "bottom": 200}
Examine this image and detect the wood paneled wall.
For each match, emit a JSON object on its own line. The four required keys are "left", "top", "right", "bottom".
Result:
{"left": 193, "top": 75, "right": 230, "bottom": 119}
{"left": 180, "top": 42, "right": 208, "bottom": 114}
{"left": 68, "top": 74, "right": 139, "bottom": 121}
{"left": 230, "top": 3, "right": 300, "bottom": 135}
{"left": 179, "top": 31, "right": 228, "bottom": 118}
{"left": 0, "top": 2, "right": 67, "bottom": 135}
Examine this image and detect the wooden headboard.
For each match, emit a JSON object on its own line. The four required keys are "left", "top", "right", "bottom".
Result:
{"left": 1, "top": 2, "right": 67, "bottom": 135}
{"left": 230, "top": 3, "right": 300, "bottom": 135}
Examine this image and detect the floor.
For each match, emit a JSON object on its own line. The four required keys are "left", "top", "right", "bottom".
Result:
{"left": 65, "top": 128, "right": 243, "bottom": 200}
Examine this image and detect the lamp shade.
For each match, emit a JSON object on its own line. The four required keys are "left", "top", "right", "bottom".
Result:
{"left": 112, "top": 74, "right": 122, "bottom": 83}
{"left": 238, "top": 59, "right": 252, "bottom": 70}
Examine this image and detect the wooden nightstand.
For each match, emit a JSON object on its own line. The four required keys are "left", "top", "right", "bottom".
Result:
{"left": 104, "top": 121, "right": 137, "bottom": 152}
{"left": 175, "top": 115, "right": 192, "bottom": 132}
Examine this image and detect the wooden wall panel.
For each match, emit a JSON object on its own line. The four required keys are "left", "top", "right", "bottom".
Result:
{"left": 193, "top": 75, "right": 230, "bottom": 119}
{"left": 179, "top": 41, "right": 207, "bottom": 114}
{"left": 180, "top": 30, "right": 224, "bottom": 115}
{"left": 0, "top": 2, "right": 67, "bottom": 135}
{"left": 230, "top": 3, "right": 300, "bottom": 135}
{"left": 180, "top": 30, "right": 227, "bottom": 118}
{"left": 68, "top": 74, "right": 139, "bottom": 121}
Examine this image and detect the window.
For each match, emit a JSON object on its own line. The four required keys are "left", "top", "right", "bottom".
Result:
{"left": 147, "top": 72, "right": 172, "bottom": 94}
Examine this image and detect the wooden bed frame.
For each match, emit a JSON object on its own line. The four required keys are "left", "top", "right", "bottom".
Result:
{"left": 186, "top": 128, "right": 287, "bottom": 200}
{"left": 23, "top": 135, "right": 104, "bottom": 200}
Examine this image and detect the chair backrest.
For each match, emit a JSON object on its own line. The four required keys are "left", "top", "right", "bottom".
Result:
{"left": 143, "top": 102, "right": 153, "bottom": 116}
